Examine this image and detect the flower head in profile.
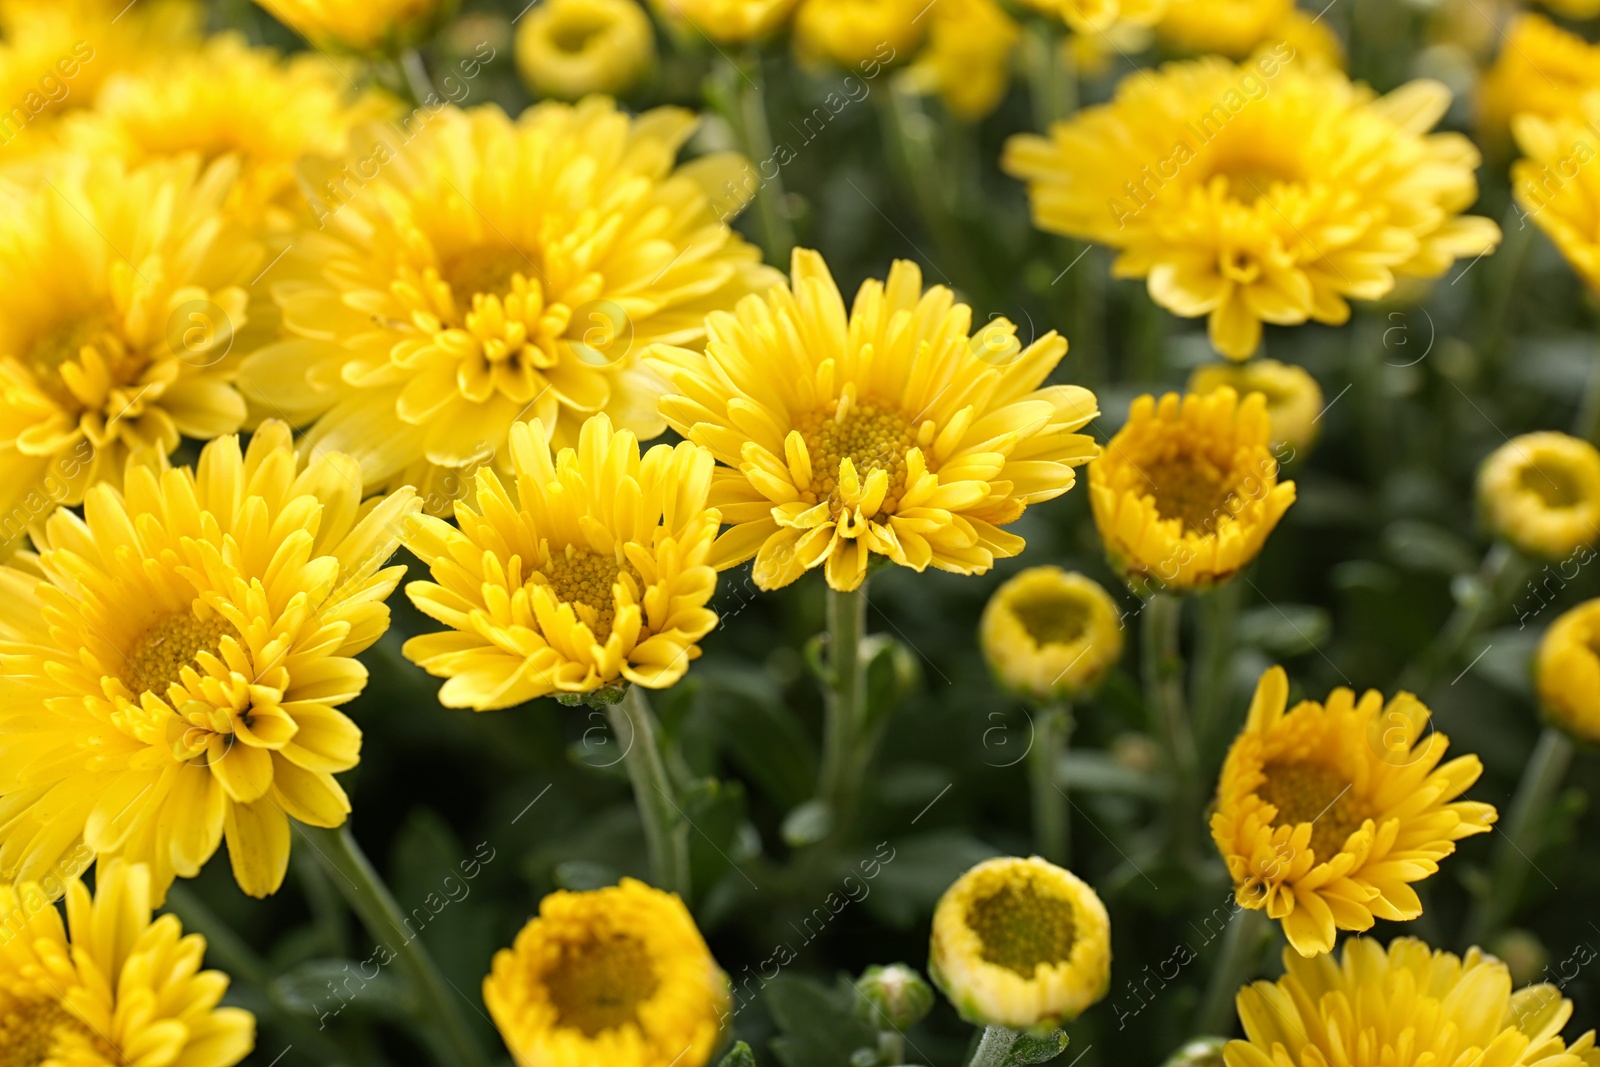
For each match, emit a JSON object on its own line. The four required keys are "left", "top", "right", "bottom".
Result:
{"left": 0, "top": 861, "right": 254, "bottom": 1067}
{"left": 484, "top": 878, "right": 729, "bottom": 1067}
{"left": 1227, "top": 937, "right": 1600, "bottom": 1067}
{"left": 650, "top": 249, "right": 1099, "bottom": 592}
{"left": 515, "top": 0, "right": 656, "bottom": 100}
{"left": 402, "top": 414, "right": 722, "bottom": 709}
{"left": 0, "top": 423, "right": 419, "bottom": 901}
{"left": 1003, "top": 57, "right": 1501, "bottom": 358}
{"left": 1537, "top": 599, "right": 1600, "bottom": 745}
{"left": 1513, "top": 99, "right": 1600, "bottom": 298}
{"left": 254, "top": 0, "right": 449, "bottom": 51}
{"left": 901, "top": 0, "right": 1020, "bottom": 121}
{"left": 647, "top": 0, "right": 797, "bottom": 42}
{"left": 929, "top": 856, "right": 1111, "bottom": 1030}
{"left": 1090, "top": 388, "right": 1295, "bottom": 593}
{"left": 1478, "top": 432, "right": 1600, "bottom": 560}
{"left": 1155, "top": 0, "right": 1342, "bottom": 65}
{"left": 1480, "top": 15, "right": 1600, "bottom": 145}
{"left": 1189, "top": 359, "right": 1324, "bottom": 455}
{"left": 794, "top": 0, "right": 926, "bottom": 69}
{"left": 981, "top": 567, "right": 1124, "bottom": 702}
{"left": 239, "top": 101, "right": 776, "bottom": 513}
{"left": 1211, "top": 667, "right": 1497, "bottom": 957}
{"left": 0, "top": 155, "right": 263, "bottom": 529}
{"left": 1017, "top": 0, "right": 1168, "bottom": 33}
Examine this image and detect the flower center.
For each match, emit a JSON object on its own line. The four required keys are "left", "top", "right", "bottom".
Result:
{"left": 442, "top": 245, "right": 540, "bottom": 302}
{"left": 1141, "top": 456, "right": 1234, "bottom": 534}
{"left": 123, "top": 611, "right": 240, "bottom": 697}
{"left": 535, "top": 546, "right": 639, "bottom": 642}
{"left": 1012, "top": 591, "right": 1092, "bottom": 647}
{"left": 544, "top": 934, "right": 661, "bottom": 1036}
{"left": 24, "top": 314, "right": 120, "bottom": 407}
{"left": 966, "top": 879, "right": 1077, "bottom": 977}
{"left": 0, "top": 999, "right": 120, "bottom": 1067}
{"left": 548, "top": 12, "right": 611, "bottom": 52}
{"left": 798, "top": 402, "right": 916, "bottom": 515}
{"left": 1256, "top": 758, "right": 1365, "bottom": 861}
{"left": 1518, "top": 461, "right": 1583, "bottom": 509}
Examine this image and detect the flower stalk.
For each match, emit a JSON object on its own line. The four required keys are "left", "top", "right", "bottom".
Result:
{"left": 711, "top": 51, "right": 795, "bottom": 265}
{"left": 1143, "top": 592, "right": 1201, "bottom": 858}
{"left": 1401, "top": 541, "right": 1530, "bottom": 694}
{"left": 819, "top": 582, "right": 869, "bottom": 831}
{"left": 1195, "top": 906, "right": 1270, "bottom": 1036}
{"left": 1028, "top": 702, "right": 1073, "bottom": 865}
{"left": 609, "top": 685, "right": 693, "bottom": 898}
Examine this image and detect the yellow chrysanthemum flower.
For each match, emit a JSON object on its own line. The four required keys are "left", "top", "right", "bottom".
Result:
{"left": 1480, "top": 15, "right": 1600, "bottom": 145}
{"left": 58, "top": 33, "right": 395, "bottom": 231}
{"left": 0, "top": 156, "right": 265, "bottom": 533}
{"left": 484, "top": 878, "right": 729, "bottom": 1067}
{"left": 1228, "top": 937, "right": 1600, "bottom": 1067}
{"left": 648, "top": 0, "right": 798, "bottom": 42}
{"left": 515, "top": 0, "right": 656, "bottom": 100}
{"left": 238, "top": 100, "right": 776, "bottom": 512}
{"left": 1477, "top": 432, "right": 1600, "bottom": 560}
{"left": 649, "top": 249, "right": 1100, "bottom": 592}
{"left": 254, "top": 0, "right": 450, "bottom": 51}
{"left": 1537, "top": 0, "right": 1600, "bottom": 16}
{"left": 1002, "top": 58, "right": 1501, "bottom": 359}
{"left": 1188, "top": 359, "right": 1323, "bottom": 455}
{"left": 1211, "top": 666, "right": 1497, "bottom": 957}
{"left": 0, "top": 423, "right": 419, "bottom": 901}
{"left": 1537, "top": 599, "right": 1600, "bottom": 745}
{"left": 0, "top": 862, "right": 254, "bottom": 1067}
{"left": 901, "top": 0, "right": 1020, "bottom": 121}
{"left": 980, "top": 567, "right": 1124, "bottom": 701}
{"left": 1513, "top": 100, "right": 1600, "bottom": 296}
{"left": 402, "top": 414, "right": 721, "bottom": 709}
{"left": 1089, "top": 389, "right": 1295, "bottom": 592}
{"left": 929, "top": 856, "right": 1111, "bottom": 1030}
{"left": 794, "top": 0, "right": 926, "bottom": 69}
{"left": 1156, "top": 0, "right": 1342, "bottom": 65}
{"left": 1018, "top": 0, "right": 1168, "bottom": 33}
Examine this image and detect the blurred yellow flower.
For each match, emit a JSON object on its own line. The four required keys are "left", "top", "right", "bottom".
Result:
{"left": 515, "top": 0, "right": 656, "bottom": 100}
{"left": 1537, "top": 599, "right": 1600, "bottom": 745}
{"left": 1211, "top": 666, "right": 1497, "bottom": 957}
{"left": 1019, "top": 0, "right": 1168, "bottom": 33}
{"left": 1478, "top": 432, "right": 1600, "bottom": 559}
{"left": 795, "top": 0, "right": 926, "bottom": 69}
{"left": 1089, "top": 389, "right": 1295, "bottom": 592}
{"left": 929, "top": 856, "right": 1111, "bottom": 1029}
{"left": 650, "top": 249, "right": 1100, "bottom": 592}
{"left": 0, "top": 862, "right": 254, "bottom": 1066}
{"left": 484, "top": 878, "right": 729, "bottom": 1067}
{"left": 1480, "top": 14, "right": 1600, "bottom": 145}
{"left": 649, "top": 0, "right": 797, "bottom": 43}
{"left": 1513, "top": 99, "right": 1600, "bottom": 297}
{"left": 901, "top": 0, "right": 1020, "bottom": 121}
{"left": 1535, "top": 0, "right": 1600, "bottom": 20}
{"left": 0, "top": 424, "right": 418, "bottom": 901}
{"left": 0, "top": 156, "right": 263, "bottom": 528}
{"left": 1188, "top": 359, "right": 1324, "bottom": 455}
{"left": 254, "top": 0, "right": 449, "bottom": 51}
{"left": 1003, "top": 58, "right": 1500, "bottom": 359}
{"left": 980, "top": 567, "right": 1124, "bottom": 701}
{"left": 1156, "top": 0, "right": 1342, "bottom": 65}
{"left": 59, "top": 32, "right": 395, "bottom": 230}
{"left": 238, "top": 101, "right": 776, "bottom": 512}
{"left": 1230, "top": 938, "right": 1600, "bottom": 1067}
{"left": 403, "top": 414, "right": 721, "bottom": 709}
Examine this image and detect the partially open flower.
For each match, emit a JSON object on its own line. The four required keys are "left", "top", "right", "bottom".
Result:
{"left": 1536, "top": 598, "right": 1600, "bottom": 745}
{"left": 793, "top": 0, "right": 926, "bottom": 69}
{"left": 254, "top": 0, "right": 450, "bottom": 51}
{"left": 647, "top": 0, "right": 797, "bottom": 42}
{"left": 484, "top": 878, "right": 729, "bottom": 1067}
{"left": 1188, "top": 359, "right": 1324, "bottom": 456}
{"left": 515, "top": 0, "right": 656, "bottom": 100}
{"left": 1512, "top": 96, "right": 1600, "bottom": 297}
{"left": 900, "top": 0, "right": 1020, "bottom": 121}
{"left": 1017, "top": 0, "right": 1168, "bottom": 33}
{"left": 1478, "top": 432, "right": 1600, "bottom": 560}
{"left": 929, "top": 856, "right": 1111, "bottom": 1030}
{"left": 1155, "top": 0, "right": 1342, "bottom": 65}
{"left": 980, "top": 567, "right": 1124, "bottom": 701}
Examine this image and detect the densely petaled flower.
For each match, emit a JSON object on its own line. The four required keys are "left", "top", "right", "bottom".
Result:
{"left": 484, "top": 878, "right": 729, "bottom": 1067}
{"left": 1017, "top": 0, "right": 1168, "bottom": 33}
{"left": 1155, "top": 0, "right": 1342, "bottom": 65}
{"left": 0, "top": 155, "right": 264, "bottom": 527}
{"left": 515, "top": 0, "right": 656, "bottom": 101}
{"left": 1188, "top": 359, "right": 1324, "bottom": 455}
{"left": 0, "top": 861, "right": 254, "bottom": 1067}
{"left": 980, "top": 567, "right": 1123, "bottom": 701}
{"left": 1211, "top": 667, "right": 1497, "bottom": 957}
{"left": 650, "top": 249, "right": 1099, "bottom": 592}
{"left": 254, "top": 0, "right": 449, "bottom": 51}
{"left": 1536, "top": 599, "right": 1600, "bottom": 745}
{"left": 0, "top": 423, "right": 419, "bottom": 901}
{"left": 1003, "top": 58, "right": 1501, "bottom": 358}
{"left": 1227, "top": 938, "right": 1600, "bottom": 1067}
{"left": 1480, "top": 14, "right": 1600, "bottom": 144}
{"left": 402, "top": 414, "right": 721, "bottom": 709}
{"left": 901, "top": 0, "right": 1020, "bottom": 121}
{"left": 1478, "top": 432, "right": 1600, "bottom": 559}
{"left": 794, "top": 0, "right": 927, "bottom": 69}
{"left": 1513, "top": 99, "right": 1600, "bottom": 297}
{"left": 60, "top": 32, "right": 396, "bottom": 231}
{"left": 1089, "top": 389, "right": 1295, "bottom": 592}
{"left": 929, "top": 856, "right": 1112, "bottom": 1030}
{"left": 647, "top": 0, "right": 798, "bottom": 42}
{"left": 238, "top": 101, "right": 776, "bottom": 512}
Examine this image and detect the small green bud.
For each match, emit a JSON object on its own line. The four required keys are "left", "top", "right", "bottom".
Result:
{"left": 854, "top": 963, "right": 935, "bottom": 1032}
{"left": 718, "top": 1040, "right": 757, "bottom": 1067}
{"left": 1161, "top": 1037, "right": 1228, "bottom": 1067}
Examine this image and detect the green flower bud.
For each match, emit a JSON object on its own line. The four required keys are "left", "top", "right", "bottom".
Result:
{"left": 854, "top": 963, "right": 935, "bottom": 1032}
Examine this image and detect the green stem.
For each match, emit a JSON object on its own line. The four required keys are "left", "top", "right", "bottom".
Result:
{"left": 1022, "top": 19, "right": 1076, "bottom": 131}
{"left": 818, "top": 582, "right": 869, "bottom": 832}
{"left": 875, "top": 86, "right": 979, "bottom": 305}
{"left": 293, "top": 845, "right": 349, "bottom": 957}
{"left": 399, "top": 48, "right": 437, "bottom": 107}
{"left": 165, "top": 884, "right": 270, "bottom": 988}
{"left": 715, "top": 52, "right": 794, "bottom": 266}
{"left": 1028, "top": 702, "right": 1073, "bottom": 865}
{"left": 879, "top": 1030, "right": 906, "bottom": 1066}
{"left": 1143, "top": 593, "right": 1201, "bottom": 860}
{"left": 1400, "top": 542, "right": 1529, "bottom": 694}
{"left": 1481, "top": 202, "right": 1536, "bottom": 371}
{"left": 1463, "top": 726, "right": 1574, "bottom": 947}
{"left": 1196, "top": 907, "right": 1270, "bottom": 1036}
{"left": 1576, "top": 326, "right": 1600, "bottom": 446}
{"left": 1192, "top": 580, "right": 1243, "bottom": 754}
{"left": 608, "top": 686, "right": 693, "bottom": 898}
{"left": 968, "top": 1026, "right": 1023, "bottom": 1067}
{"left": 302, "top": 824, "right": 488, "bottom": 1067}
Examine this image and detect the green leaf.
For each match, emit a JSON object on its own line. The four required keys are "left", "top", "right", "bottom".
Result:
{"left": 1235, "top": 604, "right": 1332, "bottom": 658}
{"left": 1009, "top": 1030, "right": 1070, "bottom": 1064}
{"left": 861, "top": 634, "right": 920, "bottom": 733}
{"left": 680, "top": 776, "right": 748, "bottom": 890}
{"left": 270, "top": 958, "right": 416, "bottom": 1023}
{"left": 863, "top": 832, "right": 1000, "bottom": 928}
{"left": 719, "top": 1041, "right": 758, "bottom": 1067}
{"left": 766, "top": 975, "right": 879, "bottom": 1067}
{"left": 1383, "top": 520, "right": 1479, "bottom": 576}
{"left": 704, "top": 673, "right": 818, "bottom": 810}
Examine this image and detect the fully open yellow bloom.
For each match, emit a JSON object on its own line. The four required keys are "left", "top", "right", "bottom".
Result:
{"left": 980, "top": 567, "right": 1124, "bottom": 701}
{"left": 901, "top": 0, "right": 1020, "bottom": 121}
{"left": 929, "top": 856, "right": 1111, "bottom": 1030}
{"left": 516, "top": 0, "right": 656, "bottom": 100}
{"left": 1481, "top": 15, "right": 1600, "bottom": 144}
{"left": 0, "top": 862, "right": 254, "bottom": 1067}
{"left": 0, "top": 156, "right": 263, "bottom": 533}
{"left": 484, "top": 878, "right": 729, "bottom": 1067}
{"left": 402, "top": 414, "right": 721, "bottom": 709}
{"left": 1211, "top": 667, "right": 1497, "bottom": 957}
{"left": 1156, "top": 0, "right": 1342, "bottom": 65}
{"left": 650, "top": 249, "right": 1099, "bottom": 592}
{"left": 794, "top": 0, "right": 926, "bottom": 69}
{"left": 1537, "top": 599, "right": 1600, "bottom": 745}
{"left": 1478, "top": 432, "right": 1600, "bottom": 559}
{"left": 1003, "top": 57, "right": 1501, "bottom": 359}
{"left": 0, "top": 423, "right": 418, "bottom": 901}
{"left": 1188, "top": 359, "right": 1324, "bottom": 455}
{"left": 648, "top": 0, "right": 798, "bottom": 42}
{"left": 1513, "top": 99, "right": 1600, "bottom": 297}
{"left": 1228, "top": 938, "right": 1600, "bottom": 1067}
{"left": 1090, "top": 389, "right": 1295, "bottom": 592}
{"left": 254, "top": 0, "right": 448, "bottom": 51}
{"left": 238, "top": 101, "right": 775, "bottom": 512}
{"left": 1018, "top": 0, "right": 1168, "bottom": 33}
